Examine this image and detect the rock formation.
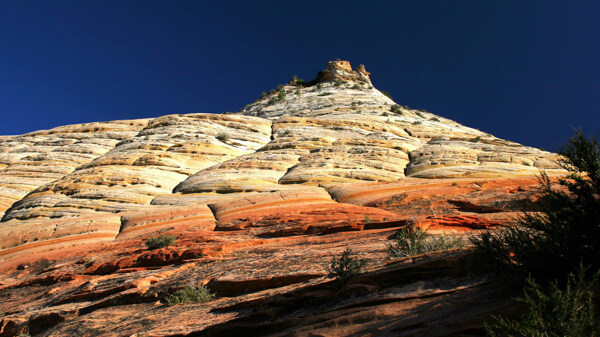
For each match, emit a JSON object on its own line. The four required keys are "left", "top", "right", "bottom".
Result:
{"left": 0, "top": 61, "right": 565, "bottom": 336}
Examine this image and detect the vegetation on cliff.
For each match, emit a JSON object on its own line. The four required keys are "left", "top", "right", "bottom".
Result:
{"left": 166, "top": 284, "right": 215, "bottom": 306}
{"left": 472, "top": 130, "right": 600, "bottom": 335}
{"left": 145, "top": 234, "right": 176, "bottom": 250}
{"left": 486, "top": 267, "right": 599, "bottom": 337}
{"left": 327, "top": 247, "right": 367, "bottom": 286}
{"left": 386, "top": 225, "right": 464, "bottom": 259}
{"left": 472, "top": 130, "right": 600, "bottom": 286}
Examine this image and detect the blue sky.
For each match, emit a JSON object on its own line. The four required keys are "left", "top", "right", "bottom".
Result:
{"left": 1, "top": 1, "right": 599, "bottom": 150}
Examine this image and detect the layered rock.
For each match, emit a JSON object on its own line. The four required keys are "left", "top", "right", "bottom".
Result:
{"left": 1, "top": 176, "right": 537, "bottom": 336}
{"left": 166, "top": 61, "right": 560, "bottom": 203}
{"left": 169, "top": 115, "right": 415, "bottom": 200}
{"left": 0, "top": 214, "right": 122, "bottom": 260}
{"left": 2, "top": 114, "right": 271, "bottom": 221}
{"left": 328, "top": 176, "right": 542, "bottom": 231}
{"left": 321, "top": 60, "right": 372, "bottom": 84}
{"left": 206, "top": 187, "right": 403, "bottom": 236}
{"left": 0, "top": 60, "right": 570, "bottom": 336}
{"left": 0, "top": 119, "right": 149, "bottom": 218}
{"left": 405, "top": 138, "right": 561, "bottom": 178}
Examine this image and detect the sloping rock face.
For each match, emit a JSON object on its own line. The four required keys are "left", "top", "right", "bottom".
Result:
{"left": 0, "top": 120, "right": 150, "bottom": 219}
{"left": 2, "top": 114, "right": 271, "bottom": 221}
{"left": 0, "top": 61, "right": 565, "bottom": 336}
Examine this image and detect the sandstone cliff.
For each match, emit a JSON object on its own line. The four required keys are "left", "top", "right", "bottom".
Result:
{"left": 0, "top": 61, "right": 564, "bottom": 336}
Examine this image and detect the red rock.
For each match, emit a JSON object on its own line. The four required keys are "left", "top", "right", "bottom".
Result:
{"left": 419, "top": 215, "right": 503, "bottom": 231}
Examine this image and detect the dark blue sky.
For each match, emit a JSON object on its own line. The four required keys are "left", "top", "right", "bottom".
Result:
{"left": 1, "top": 1, "right": 599, "bottom": 150}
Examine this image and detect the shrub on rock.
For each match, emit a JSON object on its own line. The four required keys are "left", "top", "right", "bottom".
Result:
{"left": 390, "top": 104, "right": 402, "bottom": 114}
{"left": 387, "top": 225, "right": 464, "bottom": 258}
{"left": 145, "top": 234, "right": 175, "bottom": 250}
{"left": 166, "top": 284, "right": 214, "bottom": 305}
{"left": 216, "top": 133, "right": 229, "bottom": 142}
{"left": 485, "top": 267, "right": 599, "bottom": 337}
{"left": 327, "top": 247, "right": 366, "bottom": 285}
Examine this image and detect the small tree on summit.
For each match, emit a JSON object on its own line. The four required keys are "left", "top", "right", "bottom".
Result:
{"left": 277, "top": 90, "right": 286, "bottom": 101}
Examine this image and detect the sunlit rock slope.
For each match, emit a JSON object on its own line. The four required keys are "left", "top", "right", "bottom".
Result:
{"left": 0, "top": 60, "right": 565, "bottom": 336}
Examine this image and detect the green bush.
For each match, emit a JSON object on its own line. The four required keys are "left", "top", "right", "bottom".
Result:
{"left": 316, "top": 83, "right": 323, "bottom": 90}
{"left": 318, "top": 92, "right": 332, "bottom": 96}
{"left": 327, "top": 247, "right": 367, "bottom": 285}
{"left": 145, "top": 234, "right": 175, "bottom": 250}
{"left": 166, "top": 284, "right": 215, "bottom": 306}
{"left": 387, "top": 225, "right": 464, "bottom": 259}
{"left": 352, "top": 84, "right": 361, "bottom": 89}
{"left": 390, "top": 104, "right": 402, "bottom": 114}
{"left": 277, "top": 90, "right": 286, "bottom": 101}
{"left": 471, "top": 130, "right": 600, "bottom": 287}
{"left": 413, "top": 121, "right": 422, "bottom": 125}
{"left": 485, "top": 267, "right": 599, "bottom": 337}
{"left": 260, "top": 91, "right": 267, "bottom": 98}
{"left": 216, "top": 133, "right": 229, "bottom": 142}
{"left": 430, "top": 117, "right": 440, "bottom": 122}
{"left": 295, "top": 89, "right": 301, "bottom": 96}
{"left": 291, "top": 75, "right": 306, "bottom": 86}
